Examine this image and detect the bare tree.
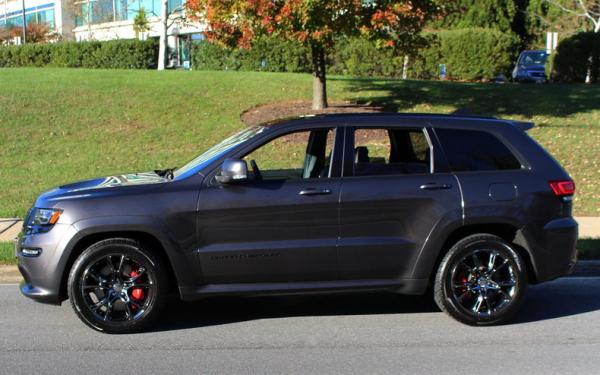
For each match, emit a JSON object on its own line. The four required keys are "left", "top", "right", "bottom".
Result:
{"left": 65, "top": 0, "right": 94, "bottom": 40}
{"left": 544, "top": 0, "right": 600, "bottom": 82}
{"left": 544, "top": 1, "right": 600, "bottom": 32}
{"left": 157, "top": 1, "right": 186, "bottom": 70}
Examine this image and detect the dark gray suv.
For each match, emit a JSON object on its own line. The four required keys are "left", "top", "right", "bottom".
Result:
{"left": 16, "top": 113, "right": 578, "bottom": 333}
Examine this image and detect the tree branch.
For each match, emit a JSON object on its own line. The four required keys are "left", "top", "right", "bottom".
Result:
{"left": 544, "top": 0, "right": 600, "bottom": 31}
{"left": 543, "top": 0, "right": 588, "bottom": 17}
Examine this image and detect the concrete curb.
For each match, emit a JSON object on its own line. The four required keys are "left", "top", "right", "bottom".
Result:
{"left": 571, "top": 261, "right": 600, "bottom": 277}
{"left": 0, "top": 265, "right": 21, "bottom": 284}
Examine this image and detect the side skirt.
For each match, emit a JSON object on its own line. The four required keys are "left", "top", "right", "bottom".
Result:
{"left": 178, "top": 278, "right": 429, "bottom": 301}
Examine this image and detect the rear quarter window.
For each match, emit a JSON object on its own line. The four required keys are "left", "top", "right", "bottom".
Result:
{"left": 435, "top": 128, "right": 522, "bottom": 172}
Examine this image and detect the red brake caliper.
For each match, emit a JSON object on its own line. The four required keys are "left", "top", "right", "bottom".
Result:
{"left": 130, "top": 270, "right": 145, "bottom": 308}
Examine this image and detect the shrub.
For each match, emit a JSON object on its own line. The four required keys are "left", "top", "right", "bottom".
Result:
{"left": 191, "top": 30, "right": 519, "bottom": 81}
{"left": 239, "top": 37, "right": 311, "bottom": 73}
{"left": 191, "top": 37, "right": 310, "bottom": 73}
{"left": 191, "top": 40, "right": 240, "bottom": 70}
{"left": 0, "top": 39, "right": 158, "bottom": 69}
{"left": 329, "top": 37, "right": 406, "bottom": 77}
{"left": 411, "top": 28, "right": 520, "bottom": 81}
{"left": 548, "top": 32, "right": 600, "bottom": 83}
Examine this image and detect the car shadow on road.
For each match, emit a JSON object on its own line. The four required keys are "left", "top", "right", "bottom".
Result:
{"left": 153, "top": 292, "right": 439, "bottom": 332}
{"left": 512, "top": 278, "right": 600, "bottom": 324}
{"left": 151, "top": 278, "right": 600, "bottom": 332}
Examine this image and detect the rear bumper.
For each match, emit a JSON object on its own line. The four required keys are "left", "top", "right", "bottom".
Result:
{"left": 517, "top": 217, "right": 578, "bottom": 283}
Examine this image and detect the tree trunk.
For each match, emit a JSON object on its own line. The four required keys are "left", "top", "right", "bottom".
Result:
{"left": 311, "top": 44, "right": 328, "bottom": 110}
{"left": 157, "top": 0, "right": 168, "bottom": 71}
{"left": 402, "top": 55, "right": 409, "bottom": 80}
{"left": 585, "top": 56, "right": 592, "bottom": 83}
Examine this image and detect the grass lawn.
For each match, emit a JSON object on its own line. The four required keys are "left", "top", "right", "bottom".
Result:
{"left": 0, "top": 68, "right": 599, "bottom": 218}
{"left": 0, "top": 242, "right": 16, "bottom": 265}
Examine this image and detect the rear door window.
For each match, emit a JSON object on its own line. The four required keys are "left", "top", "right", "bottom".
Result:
{"left": 352, "top": 128, "right": 431, "bottom": 176}
{"left": 435, "top": 128, "right": 522, "bottom": 171}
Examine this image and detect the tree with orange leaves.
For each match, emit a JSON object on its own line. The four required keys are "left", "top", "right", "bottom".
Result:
{"left": 185, "top": 0, "right": 436, "bottom": 109}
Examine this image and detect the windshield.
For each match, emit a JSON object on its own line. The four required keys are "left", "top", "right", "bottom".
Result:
{"left": 173, "top": 126, "right": 265, "bottom": 179}
{"left": 519, "top": 51, "right": 547, "bottom": 66}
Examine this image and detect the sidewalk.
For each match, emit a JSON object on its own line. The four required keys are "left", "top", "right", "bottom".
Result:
{"left": 1, "top": 217, "right": 600, "bottom": 242}
{"left": 576, "top": 217, "right": 600, "bottom": 239}
{"left": 0, "top": 219, "right": 21, "bottom": 242}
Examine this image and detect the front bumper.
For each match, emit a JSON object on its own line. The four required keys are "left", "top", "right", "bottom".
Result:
{"left": 16, "top": 223, "right": 78, "bottom": 305}
{"left": 517, "top": 72, "right": 546, "bottom": 82}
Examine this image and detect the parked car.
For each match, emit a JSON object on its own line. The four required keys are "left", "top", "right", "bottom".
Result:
{"left": 16, "top": 113, "right": 578, "bottom": 333}
{"left": 512, "top": 50, "right": 549, "bottom": 83}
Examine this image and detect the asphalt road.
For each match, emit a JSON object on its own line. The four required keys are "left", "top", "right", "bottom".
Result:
{"left": 1, "top": 278, "right": 600, "bottom": 374}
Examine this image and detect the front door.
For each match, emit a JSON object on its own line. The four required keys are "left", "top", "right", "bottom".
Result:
{"left": 338, "top": 125, "right": 462, "bottom": 280}
{"left": 196, "top": 127, "right": 342, "bottom": 284}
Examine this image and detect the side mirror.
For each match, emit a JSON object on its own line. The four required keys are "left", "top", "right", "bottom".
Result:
{"left": 215, "top": 158, "right": 248, "bottom": 184}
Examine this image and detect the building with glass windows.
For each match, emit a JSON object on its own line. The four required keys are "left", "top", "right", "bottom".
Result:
{"left": 1, "top": 0, "right": 73, "bottom": 38}
{"left": 71, "top": 0, "right": 203, "bottom": 67}
{"left": 1, "top": 0, "right": 203, "bottom": 67}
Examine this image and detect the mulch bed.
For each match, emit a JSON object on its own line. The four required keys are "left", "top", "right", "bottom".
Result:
{"left": 240, "top": 100, "right": 384, "bottom": 127}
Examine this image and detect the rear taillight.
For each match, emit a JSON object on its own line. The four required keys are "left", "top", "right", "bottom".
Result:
{"left": 549, "top": 180, "right": 575, "bottom": 197}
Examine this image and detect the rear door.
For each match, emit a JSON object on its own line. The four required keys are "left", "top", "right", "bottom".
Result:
{"left": 337, "top": 123, "right": 462, "bottom": 280}
{"left": 432, "top": 125, "right": 527, "bottom": 224}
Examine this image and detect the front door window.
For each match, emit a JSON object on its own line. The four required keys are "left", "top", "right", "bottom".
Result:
{"left": 242, "top": 128, "right": 335, "bottom": 180}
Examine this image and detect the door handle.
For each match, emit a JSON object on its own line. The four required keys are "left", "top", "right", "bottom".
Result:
{"left": 299, "top": 188, "right": 332, "bottom": 196}
{"left": 420, "top": 183, "right": 452, "bottom": 190}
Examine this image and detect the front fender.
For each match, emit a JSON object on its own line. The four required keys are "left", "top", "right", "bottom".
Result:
{"left": 58, "top": 216, "right": 198, "bottom": 298}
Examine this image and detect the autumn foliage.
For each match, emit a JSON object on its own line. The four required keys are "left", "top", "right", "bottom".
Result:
{"left": 0, "top": 23, "right": 52, "bottom": 44}
{"left": 185, "top": 0, "right": 436, "bottom": 109}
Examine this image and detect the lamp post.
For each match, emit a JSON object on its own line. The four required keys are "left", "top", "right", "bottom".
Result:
{"left": 20, "top": 0, "right": 26, "bottom": 44}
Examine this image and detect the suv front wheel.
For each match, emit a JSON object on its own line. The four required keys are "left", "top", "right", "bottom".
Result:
{"left": 434, "top": 234, "right": 528, "bottom": 325}
{"left": 67, "top": 238, "right": 168, "bottom": 333}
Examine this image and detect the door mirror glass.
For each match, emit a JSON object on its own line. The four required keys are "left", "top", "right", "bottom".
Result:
{"left": 215, "top": 159, "right": 248, "bottom": 184}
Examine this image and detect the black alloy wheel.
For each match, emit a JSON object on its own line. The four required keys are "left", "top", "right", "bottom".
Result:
{"left": 434, "top": 234, "right": 528, "bottom": 325}
{"left": 68, "top": 238, "right": 168, "bottom": 333}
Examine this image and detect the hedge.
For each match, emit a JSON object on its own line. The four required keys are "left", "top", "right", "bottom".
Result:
{"left": 191, "top": 29, "right": 520, "bottom": 81}
{"left": 410, "top": 28, "right": 521, "bottom": 81}
{"left": 0, "top": 30, "right": 520, "bottom": 80}
{"left": 328, "top": 37, "right": 407, "bottom": 77}
{"left": 548, "top": 32, "right": 600, "bottom": 83}
{"left": 191, "top": 37, "right": 311, "bottom": 73}
{"left": 0, "top": 39, "right": 158, "bottom": 69}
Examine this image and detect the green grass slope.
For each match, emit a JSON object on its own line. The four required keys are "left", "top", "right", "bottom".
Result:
{"left": 0, "top": 68, "right": 598, "bottom": 217}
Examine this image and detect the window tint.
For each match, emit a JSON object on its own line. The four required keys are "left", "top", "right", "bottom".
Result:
{"left": 353, "top": 128, "right": 431, "bottom": 176}
{"left": 435, "top": 129, "right": 522, "bottom": 171}
{"left": 243, "top": 129, "right": 334, "bottom": 180}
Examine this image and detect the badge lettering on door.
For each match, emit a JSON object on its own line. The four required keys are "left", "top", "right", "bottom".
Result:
{"left": 210, "top": 252, "right": 281, "bottom": 261}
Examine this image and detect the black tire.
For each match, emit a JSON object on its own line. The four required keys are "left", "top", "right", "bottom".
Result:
{"left": 434, "top": 234, "right": 528, "bottom": 326}
{"left": 67, "top": 238, "right": 168, "bottom": 333}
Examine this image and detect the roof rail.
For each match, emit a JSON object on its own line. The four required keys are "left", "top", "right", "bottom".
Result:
{"left": 510, "top": 120, "right": 535, "bottom": 131}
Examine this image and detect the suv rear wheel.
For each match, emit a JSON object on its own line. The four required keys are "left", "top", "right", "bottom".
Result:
{"left": 434, "top": 234, "right": 528, "bottom": 325}
{"left": 67, "top": 238, "right": 168, "bottom": 333}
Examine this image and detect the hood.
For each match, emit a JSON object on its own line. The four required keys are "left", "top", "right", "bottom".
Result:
{"left": 58, "top": 172, "right": 167, "bottom": 192}
{"left": 36, "top": 172, "right": 168, "bottom": 205}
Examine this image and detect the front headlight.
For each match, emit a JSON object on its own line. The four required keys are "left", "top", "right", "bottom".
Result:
{"left": 26, "top": 208, "right": 62, "bottom": 234}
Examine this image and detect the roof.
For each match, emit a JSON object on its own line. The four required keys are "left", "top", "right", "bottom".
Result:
{"left": 261, "top": 112, "right": 534, "bottom": 131}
